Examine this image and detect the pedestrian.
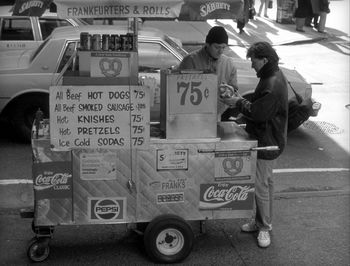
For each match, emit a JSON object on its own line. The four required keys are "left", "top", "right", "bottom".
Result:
{"left": 178, "top": 26, "right": 238, "bottom": 120}
{"left": 310, "top": 0, "right": 330, "bottom": 33}
{"left": 294, "top": 0, "right": 313, "bottom": 32}
{"left": 237, "top": 0, "right": 255, "bottom": 34}
{"left": 305, "top": 14, "right": 319, "bottom": 28}
{"left": 221, "top": 42, "right": 288, "bottom": 248}
{"left": 257, "top": 0, "right": 269, "bottom": 18}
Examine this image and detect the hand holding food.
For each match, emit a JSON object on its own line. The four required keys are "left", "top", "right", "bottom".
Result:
{"left": 219, "top": 83, "right": 238, "bottom": 98}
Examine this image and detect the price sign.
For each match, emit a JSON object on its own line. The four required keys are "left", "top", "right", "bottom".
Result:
{"left": 130, "top": 86, "right": 150, "bottom": 148}
{"left": 49, "top": 85, "right": 149, "bottom": 150}
{"left": 167, "top": 73, "right": 217, "bottom": 115}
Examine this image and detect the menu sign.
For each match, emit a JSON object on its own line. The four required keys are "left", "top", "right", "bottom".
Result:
{"left": 49, "top": 85, "right": 149, "bottom": 149}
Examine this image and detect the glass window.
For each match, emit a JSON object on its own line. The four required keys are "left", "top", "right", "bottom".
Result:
{"left": 57, "top": 41, "right": 77, "bottom": 73}
{"left": 138, "top": 42, "right": 180, "bottom": 73}
{"left": 30, "top": 37, "right": 49, "bottom": 62}
{"left": 39, "top": 18, "right": 72, "bottom": 40}
{"left": 0, "top": 18, "right": 34, "bottom": 40}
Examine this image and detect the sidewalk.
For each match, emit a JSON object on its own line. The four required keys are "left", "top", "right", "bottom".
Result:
{"left": 145, "top": 4, "right": 347, "bottom": 53}
{"left": 0, "top": 194, "right": 349, "bottom": 265}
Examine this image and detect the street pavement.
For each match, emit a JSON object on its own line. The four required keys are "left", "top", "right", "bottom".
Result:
{"left": 1, "top": 3, "right": 349, "bottom": 266}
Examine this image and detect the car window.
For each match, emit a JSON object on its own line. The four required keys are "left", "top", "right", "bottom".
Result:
{"left": 57, "top": 41, "right": 77, "bottom": 73}
{"left": 138, "top": 42, "right": 179, "bottom": 72}
{"left": 30, "top": 37, "right": 50, "bottom": 61}
{"left": 39, "top": 18, "right": 72, "bottom": 40}
{"left": 0, "top": 18, "right": 34, "bottom": 40}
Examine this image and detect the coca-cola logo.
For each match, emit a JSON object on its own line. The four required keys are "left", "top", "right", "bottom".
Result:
{"left": 34, "top": 173, "right": 72, "bottom": 190}
{"left": 200, "top": 183, "right": 254, "bottom": 209}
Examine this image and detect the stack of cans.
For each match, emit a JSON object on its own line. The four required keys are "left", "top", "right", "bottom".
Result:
{"left": 80, "top": 32, "right": 135, "bottom": 51}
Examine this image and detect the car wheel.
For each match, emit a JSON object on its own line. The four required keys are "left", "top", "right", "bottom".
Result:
{"left": 10, "top": 94, "right": 49, "bottom": 143}
{"left": 144, "top": 214, "right": 194, "bottom": 263}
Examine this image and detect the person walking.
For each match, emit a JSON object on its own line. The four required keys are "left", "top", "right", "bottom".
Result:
{"left": 257, "top": 0, "right": 269, "bottom": 18}
{"left": 237, "top": 0, "right": 255, "bottom": 34}
{"left": 221, "top": 42, "right": 288, "bottom": 248}
{"left": 178, "top": 26, "right": 238, "bottom": 120}
{"left": 312, "top": 0, "right": 330, "bottom": 33}
{"left": 294, "top": 0, "right": 313, "bottom": 32}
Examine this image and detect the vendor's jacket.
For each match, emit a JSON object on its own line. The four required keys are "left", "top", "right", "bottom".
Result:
{"left": 178, "top": 46, "right": 238, "bottom": 119}
{"left": 236, "top": 62, "right": 288, "bottom": 160}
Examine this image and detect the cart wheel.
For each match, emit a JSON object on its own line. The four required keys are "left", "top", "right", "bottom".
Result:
{"left": 144, "top": 214, "right": 194, "bottom": 263}
{"left": 31, "top": 220, "right": 36, "bottom": 234}
{"left": 27, "top": 237, "right": 50, "bottom": 262}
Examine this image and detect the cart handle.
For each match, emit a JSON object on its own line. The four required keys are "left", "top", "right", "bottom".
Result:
{"left": 197, "top": 146, "right": 279, "bottom": 153}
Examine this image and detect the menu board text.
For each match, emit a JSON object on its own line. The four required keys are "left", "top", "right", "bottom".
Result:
{"left": 49, "top": 85, "right": 149, "bottom": 149}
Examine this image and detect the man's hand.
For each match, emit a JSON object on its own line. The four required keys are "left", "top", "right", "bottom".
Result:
{"left": 222, "top": 96, "right": 242, "bottom": 108}
{"left": 219, "top": 83, "right": 238, "bottom": 98}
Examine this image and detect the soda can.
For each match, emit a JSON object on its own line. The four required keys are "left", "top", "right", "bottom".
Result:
{"left": 102, "top": 34, "right": 110, "bottom": 51}
{"left": 91, "top": 34, "right": 101, "bottom": 51}
{"left": 127, "top": 33, "right": 133, "bottom": 51}
{"left": 80, "top": 32, "right": 91, "bottom": 51}
{"left": 114, "top": 35, "right": 121, "bottom": 51}
{"left": 110, "top": 34, "right": 116, "bottom": 50}
{"left": 120, "top": 35, "right": 127, "bottom": 51}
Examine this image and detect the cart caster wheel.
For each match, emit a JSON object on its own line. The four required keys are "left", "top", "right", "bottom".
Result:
{"left": 144, "top": 214, "right": 194, "bottom": 263}
{"left": 27, "top": 237, "right": 50, "bottom": 262}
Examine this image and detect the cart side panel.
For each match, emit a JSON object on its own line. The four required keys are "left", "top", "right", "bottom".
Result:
{"left": 209, "top": 140, "right": 257, "bottom": 220}
{"left": 32, "top": 138, "right": 73, "bottom": 226}
{"left": 136, "top": 142, "right": 216, "bottom": 222}
{"left": 72, "top": 149, "right": 136, "bottom": 224}
{"left": 136, "top": 139, "right": 258, "bottom": 222}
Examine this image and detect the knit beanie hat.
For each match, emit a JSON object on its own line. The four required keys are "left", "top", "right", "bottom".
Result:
{"left": 205, "top": 26, "right": 228, "bottom": 44}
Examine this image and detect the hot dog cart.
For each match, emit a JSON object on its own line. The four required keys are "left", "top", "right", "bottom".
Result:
{"left": 21, "top": 0, "right": 274, "bottom": 263}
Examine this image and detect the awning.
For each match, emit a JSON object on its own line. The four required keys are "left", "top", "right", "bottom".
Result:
{"left": 12, "top": 0, "right": 53, "bottom": 16}
{"left": 53, "top": 0, "right": 184, "bottom": 19}
{"left": 178, "top": 0, "right": 243, "bottom": 21}
{"left": 12, "top": 0, "right": 244, "bottom": 20}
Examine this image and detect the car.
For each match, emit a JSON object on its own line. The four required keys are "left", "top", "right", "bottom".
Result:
{"left": 0, "top": 25, "right": 187, "bottom": 142}
{"left": 0, "top": 5, "right": 87, "bottom": 53}
{"left": 0, "top": 24, "right": 317, "bottom": 142}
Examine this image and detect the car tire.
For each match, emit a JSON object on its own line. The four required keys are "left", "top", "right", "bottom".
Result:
{"left": 10, "top": 94, "right": 49, "bottom": 143}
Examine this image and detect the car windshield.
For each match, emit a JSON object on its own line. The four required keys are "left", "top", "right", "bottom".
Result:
{"left": 30, "top": 37, "right": 50, "bottom": 62}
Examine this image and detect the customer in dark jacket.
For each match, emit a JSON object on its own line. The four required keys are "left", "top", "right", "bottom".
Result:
{"left": 222, "top": 42, "right": 288, "bottom": 248}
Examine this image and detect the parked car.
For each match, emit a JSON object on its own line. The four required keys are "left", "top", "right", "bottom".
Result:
{"left": 0, "top": 5, "right": 87, "bottom": 53}
{"left": 0, "top": 25, "right": 186, "bottom": 142}
{"left": 0, "top": 25, "right": 317, "bottom": 142}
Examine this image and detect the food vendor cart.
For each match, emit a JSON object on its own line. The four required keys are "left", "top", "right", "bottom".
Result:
{"left": 21, "top": 0, "right": 276, "bottom": 263}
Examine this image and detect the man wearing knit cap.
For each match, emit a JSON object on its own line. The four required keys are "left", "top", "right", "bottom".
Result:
{"left": 178, "top": 26, "right": 238, "bottom": 120}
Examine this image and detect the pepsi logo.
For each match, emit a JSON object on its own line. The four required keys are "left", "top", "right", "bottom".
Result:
{"left": 90, "top": 198, "right": 124, "bottom": 221}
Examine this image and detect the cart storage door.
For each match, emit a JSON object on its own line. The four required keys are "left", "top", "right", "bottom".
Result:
{"left": 71, "top": 149, "right": 134, "bottom": 224}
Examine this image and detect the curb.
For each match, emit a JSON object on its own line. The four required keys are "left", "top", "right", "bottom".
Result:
{"left": 275, "top": 189, "right": 350, "bottom": 199}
